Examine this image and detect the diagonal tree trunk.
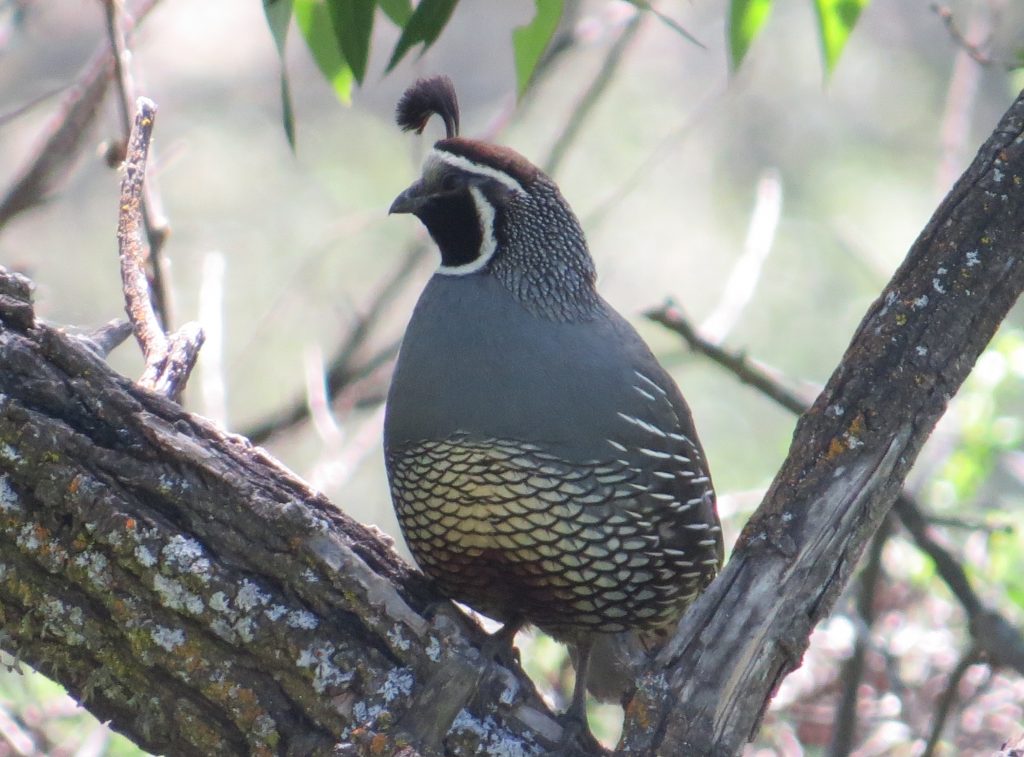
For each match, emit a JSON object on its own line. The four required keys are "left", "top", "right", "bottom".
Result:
{"left": 619, "top": 87, "right": 1024, "bottom": 755}
{"left": 1, "top": 87, "right": 1023, "bottom": 757}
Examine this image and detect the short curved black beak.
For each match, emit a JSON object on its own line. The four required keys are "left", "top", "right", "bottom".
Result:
{"left": 389, "top": 180, "right": 427, "bottom": 215}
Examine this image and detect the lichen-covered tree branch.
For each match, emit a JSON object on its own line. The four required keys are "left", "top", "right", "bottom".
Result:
{"left": 0, "top": 269, "right": 564, "bottom": 755}
{"left": 1, "top": 70, "right": 1022, "bottom": 757}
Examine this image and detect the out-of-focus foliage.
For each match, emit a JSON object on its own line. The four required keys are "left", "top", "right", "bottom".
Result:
{"left": 263, "top": 0, "right": 298, "bottom": 146}
{"left": 513, "top": 0, "right": 564, "bottom": 96}
{"left": 812, "top": 0, "right": 870, "bottom": 75}
{"left": 264, "top": 0, "right": 719, "bottom": 143}
{"left": 728, "top": 0, "right": 773, "bottom": 70}
{"left": 727, "top": 0, "right": 870, "bottom": 73}
{"left": 294, "top": 0, "right": 356, "bottom": 106}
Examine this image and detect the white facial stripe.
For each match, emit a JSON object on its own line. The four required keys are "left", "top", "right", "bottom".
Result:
{"left": 430, "top": 149, "right": 526, "bottom": 195}
{"left": 437, "top": 186, "right": 497, "bottom": 276}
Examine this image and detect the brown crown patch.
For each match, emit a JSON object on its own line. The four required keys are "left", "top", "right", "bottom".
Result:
{"left": 436, "top": 138, "right": 542, "bottom": 186}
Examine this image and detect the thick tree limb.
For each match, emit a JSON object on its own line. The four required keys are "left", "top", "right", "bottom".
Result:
{"left": 0, "top": 270, "right": 568, "bottom": 756}
{"left": 618, "top": 88, "right": 1024, "bottom": 755}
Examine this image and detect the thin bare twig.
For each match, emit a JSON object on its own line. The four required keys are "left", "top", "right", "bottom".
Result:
{"left": 582, "top": 87, "right": 721, "bottom": 230}
{"left": 542, "top": 11, "right": 643, "bottom": 177}
{"left": 828, "top": 516, "right": 892, "bottom": 757}
{"left": 922, "top": 646, "right": 980, "bottom": 757}
{"left": 117, "top": 98, "right": 203, "bottom": 401}
{"left": 0, "top": 82, "right": 71, "bottom": 127}
{"left": 243, "top": 243, "right": 428, "bottom": 444}
{"left": 647, "top": 304, "right": 1024, "bottom": 678}
{"left": 74, "top": 319, "right": 134, "bottom": 358}
{"left": 925, "top": 514, "right": 1013, "bottom": 533}
{"left": 119, "top": 98, "right": 166, "bottom": 361}
{"left": 303, "top": 344, "right": 345, "bottom": 447}
{"left": 700, "top": 168, "right": 783, "bottom": 342}
{"left": 198, "top": 251, "right": 227, "bottom": 425}
{"left": 935, "top": 2, "right": 992, "bottom": 191}
{"left": 894, "top": 497, "right": 1024, "bottom": 675}
{"left": 0, "top": 0, "right": 162, "bottom": 230}
{"left": 104, "top": 0, "right": 172, "bottom": 328}
{"left": 645, "top": 300, "right": 812, "bottom": 414}
{"left": 0, "top": 702, "right": 37, "bottom": 756}
{"left": 931, "top": 3, "right": 994, "bottom": 67}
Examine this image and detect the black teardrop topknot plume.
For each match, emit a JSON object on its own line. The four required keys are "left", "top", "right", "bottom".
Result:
{"left": 396, "top": 75, "right": 460, "bottom": 139}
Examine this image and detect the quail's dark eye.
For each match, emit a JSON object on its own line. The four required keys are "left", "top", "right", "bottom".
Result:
{"left": 441, "top": 174, "right": 461, "bottom": 192}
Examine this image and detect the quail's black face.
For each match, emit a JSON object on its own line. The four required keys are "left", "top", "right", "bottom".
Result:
{"left": 390, "top": 150, "right": 524, "bottom": 273}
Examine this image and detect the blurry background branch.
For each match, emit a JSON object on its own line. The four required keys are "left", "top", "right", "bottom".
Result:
{"left": 0, "top": 0, "right": 160, "bottom": 230}
{"left": 104, "top": 0, "right": 172, "bottom": 329}
{"left": 645, "top": 304, "right": 1024, "bottom": 678}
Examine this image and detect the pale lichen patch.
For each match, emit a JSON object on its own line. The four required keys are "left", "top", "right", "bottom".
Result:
{"left": 425, "top": 635, "right": 442, "bottom": 662}
{"left": 74, "top": 550, "right": 111, "bottom": 588}
{"left": 135, "top": 545, "right": 157, "bottom": 568}
{"left": 162, "top": 535, "right": 211, "bottom": 581}
{"left": 296, "top": 641, "right": 352, "bottom": 694}
{"left": 16, "top": 523, "right": 40, "bottom": 551}
{"left": 210, "top": 591, "right": 230, "bottom": 614}
{"left": 382, "top": 667, "right": 414, "bottom": 702}
{"left": 236, "top": 579, "right": 270, "bottom": 612}
{"left": 151, "top": 625, "right": 185, "bottom": 652}
{"left": 386, "top": 625, "right": 411, "bottom": 652}
{"left": 36, "top": 598, "right": 85, "bottom": 645}
{"left": 286, "top": 610, "right": 318, "bottom": 630}
{"left": 0, "top": 442, "right": 20, "bottom": 462}
{"left": 0, "top": 474, "right": 19, "bottom": 512}
{"left": 351, "top": 700, "right": 385, "bottom": 725}
{"left": 153, "top": 573, "right": 204, "bottom": 615}
{"left": 264, "top": 604, "right": 288, "bottom": 622}
{"left": 450, "top": 709, "right": 540, "bottom": 757}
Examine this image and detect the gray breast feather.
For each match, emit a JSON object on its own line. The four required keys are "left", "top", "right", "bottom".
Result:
{"left": 385, "top": 272, "right": 704, "bottom": 468}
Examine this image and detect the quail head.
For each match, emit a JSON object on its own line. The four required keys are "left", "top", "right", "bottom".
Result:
{"left": 384, "top": 75, "right": 723, "bottom": 739}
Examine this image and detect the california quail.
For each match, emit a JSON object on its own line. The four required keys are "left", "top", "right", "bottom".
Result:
{"left": 384, "top": 76, "right": 724, "bottom": 739}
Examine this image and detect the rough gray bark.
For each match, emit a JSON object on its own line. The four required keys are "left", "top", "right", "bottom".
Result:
{"left": 1, "top": 86, "right": 1022, "bottom": 757}
{"left": 618, "top": 88, "right": 1024, "bottom": 755}
{"left": 0, "top": 270, "right": 564, "bottom": 756}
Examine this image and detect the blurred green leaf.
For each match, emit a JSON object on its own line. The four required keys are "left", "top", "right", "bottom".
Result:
{"left": 295, "top": 0, "right": 355, "bottom": 104}
{"left": 987, "top": 530, "right": 1024, "bottom": 613}
{"left": 624, "top": 1, "right": 704, "bottom": 48}
{"left": 728, "top": 0, "right": 772, "bottom": 70}
{"left": 326, "top": 0, "right": 375, "bottom": 84}
{"left": 378, "top": 0, "right": 413, "bottom": 25}
{"left": 386, "top": 0, "right": 460, "bottom": 72}
{"left": 813, "top": 0, "right": 869, "bottom": 75}
{"left": 512, "top": 0, "right": 563, "bottom": 97}
{"left": 263, "top": 0, "right": 293, "bottom": 56}
{"left": 263, "top": 0, "right": 297, "bottom": 149}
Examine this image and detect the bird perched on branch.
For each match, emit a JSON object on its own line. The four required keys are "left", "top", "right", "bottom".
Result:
{"left": 384, "top": 75, "right": 723, "bottom": 747}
